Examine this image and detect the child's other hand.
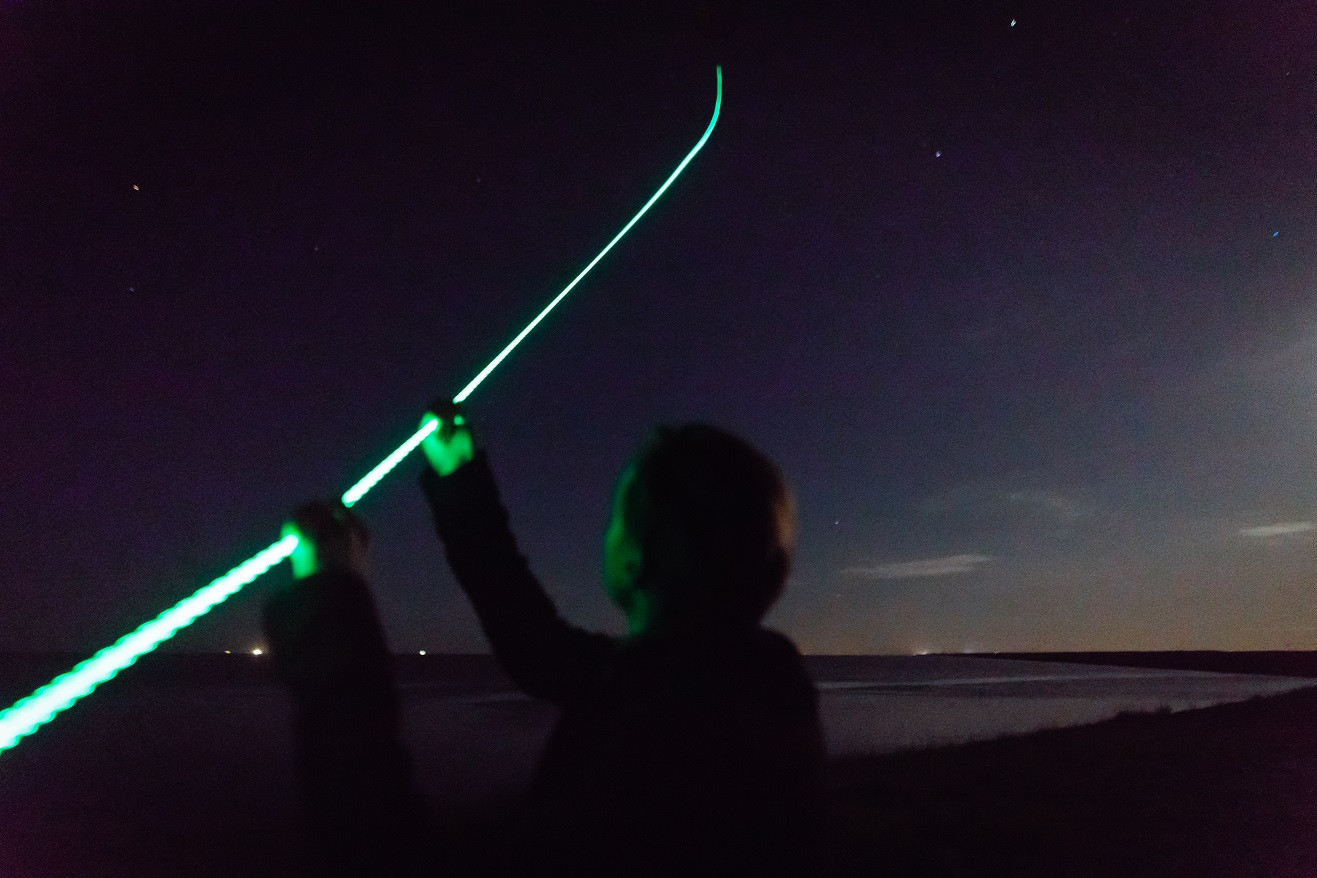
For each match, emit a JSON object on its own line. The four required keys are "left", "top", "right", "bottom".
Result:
{"left": 282, "top": 500, "right": 370, "bottom": 580}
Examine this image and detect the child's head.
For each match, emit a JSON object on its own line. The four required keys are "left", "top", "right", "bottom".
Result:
{"left": 604, "top": 424, "right": 795, "bottom": 635}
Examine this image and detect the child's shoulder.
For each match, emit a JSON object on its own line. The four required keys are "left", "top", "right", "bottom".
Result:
{"left": 724, "top": 628, "right": 815, "bottom": 693}
{"left": 745, "top": 626, "right": 808, "bottom": 668}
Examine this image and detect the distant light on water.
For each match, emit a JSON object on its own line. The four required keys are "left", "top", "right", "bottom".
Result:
{"left": 418, "top": 650, "right": 427, "bottom": 656}
{"left": 251, "top": 648, "right": 263, "bottom": 656}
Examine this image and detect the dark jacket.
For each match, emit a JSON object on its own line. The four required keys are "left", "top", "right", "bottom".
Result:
{"left": 421, "top": 451, "right": 828, "bottom": 875}
{"left": 263, "top": 567, "right": 435, "bottom": 876}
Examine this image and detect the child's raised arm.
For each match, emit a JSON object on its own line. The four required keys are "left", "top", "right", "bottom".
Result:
{"left": 264, "top": 501, "right": 434, "bottom": 873}
{"left": 419, "top": 402, "right": 614, "bottom": 704}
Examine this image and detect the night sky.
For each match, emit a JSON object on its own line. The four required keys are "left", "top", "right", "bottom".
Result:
{"left": 4, "top": 2, "right": 1317, "bottom": 655}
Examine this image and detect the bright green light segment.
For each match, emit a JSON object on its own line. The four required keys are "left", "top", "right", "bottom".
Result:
{"left": 0, "top": 66, "right": 723, "bottom": 757}
{"left": 0, "top": 534, "right": 299, "bottom": 753}
{"left": 452, "top": 66, "right": 722, "bottom": 405}
{"left": 340, "top": 417, "right": 439, "bottom": 508}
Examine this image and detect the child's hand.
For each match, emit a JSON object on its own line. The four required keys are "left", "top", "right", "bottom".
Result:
{"left": 420, "top": 399, "right": 476, "bottom": 476}
{"left": 282, "top": 500, "right": 370, "bottom": 580}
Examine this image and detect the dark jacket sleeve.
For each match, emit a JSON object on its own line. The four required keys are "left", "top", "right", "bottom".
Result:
{"left": 262, "top": 569, "right": 434, "bottom": 876}
{"left": 419, "top": 451, "right": 615, "bottom": 705}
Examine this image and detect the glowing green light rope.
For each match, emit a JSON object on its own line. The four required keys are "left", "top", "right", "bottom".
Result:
{"left": 451, "top": 67, "right": 722, "bottom": 405}
{"left": 0, "top": 67, "right": 722, "bottom": 755}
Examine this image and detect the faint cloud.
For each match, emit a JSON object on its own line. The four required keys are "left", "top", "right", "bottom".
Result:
{"left": 1240, "top": 521, "right": 1316, "bottom": 539}
{"left": 1006, "top": 490, "right": 1089, "bottom": 519}
{"left": 921, "top": 485, "right": 1093, "bottom": 522}
{"left": 843, "top": 553, "right": 992, "bottom": 580}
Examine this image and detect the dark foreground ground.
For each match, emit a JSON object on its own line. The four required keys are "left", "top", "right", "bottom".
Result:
{"left": 830, "top": 684, "right": 1317, "bottom": 877}
{"left": 5, "top": 652, "right": 1317, "bottom": 875}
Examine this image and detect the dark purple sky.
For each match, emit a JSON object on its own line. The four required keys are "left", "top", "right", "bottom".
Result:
{"left": 4, "top": 1, "right": 1317, "bottom": 655}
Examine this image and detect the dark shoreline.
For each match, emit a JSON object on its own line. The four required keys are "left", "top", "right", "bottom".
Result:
{"left": 0, "top": 651, "right": 516, "bottom": 700}
{"left": 4, "top": 648, "right": 1315, "bottom": 696}
{"left": 982, "top": 650, "right": 1317, "bottom": 678}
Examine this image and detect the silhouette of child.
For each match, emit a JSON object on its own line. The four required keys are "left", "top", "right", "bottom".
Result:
{"left": 419, "top": 401, "right": 826, "bottom": 874}
{"left": 264, "top": 405, "right": 826, "bottom": 875}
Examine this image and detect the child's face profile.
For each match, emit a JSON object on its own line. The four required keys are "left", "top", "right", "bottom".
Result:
{"left": 603, "top": 464, "right": 643, "bottom": 618}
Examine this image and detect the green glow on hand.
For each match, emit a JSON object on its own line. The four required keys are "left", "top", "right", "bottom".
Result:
{"left": 0, "top": 66, "right": 723, "bottom": 756}
{"left": 284, "top": 523, "right": 318, "bottom": 579}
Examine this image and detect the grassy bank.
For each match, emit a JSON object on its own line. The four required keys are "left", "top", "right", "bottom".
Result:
{"left": 829, "top": 684, "right": 1317, "bottom": 877}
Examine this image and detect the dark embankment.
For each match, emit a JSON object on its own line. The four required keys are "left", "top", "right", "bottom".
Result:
{"left": 984, "top": 650, "right": 1317, "bottom": 678}
{"left": 830, "top": 684, "right": 1317, "bottom": 877}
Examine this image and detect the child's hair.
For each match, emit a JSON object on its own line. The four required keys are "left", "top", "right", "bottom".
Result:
{"left": 621, "top": 424, "right": 795, "bottom": 626}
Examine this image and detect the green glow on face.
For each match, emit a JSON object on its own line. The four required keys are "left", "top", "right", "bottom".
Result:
{"left": 0, "top": 66, "right": 723, "bottom": 756}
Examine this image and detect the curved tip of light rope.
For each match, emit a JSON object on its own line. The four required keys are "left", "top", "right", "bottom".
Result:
{"left": 713, "top": 65, "right": 723, "bottom": 120}
{"left": 699, "top": 66, "right": 723, "bottom": 147}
